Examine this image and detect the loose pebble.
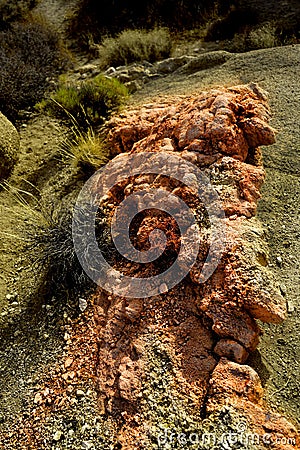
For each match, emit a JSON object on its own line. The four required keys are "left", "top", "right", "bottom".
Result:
{"left": 53, "top": 430, "right": 62, "bottom": 441}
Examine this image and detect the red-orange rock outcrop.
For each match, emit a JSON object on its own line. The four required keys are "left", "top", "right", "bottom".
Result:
{"left": 11, "top": 84, "right": 298, "bottom": 449}
{"left": 87, "top": 83, "right": 297, "bottom": 447}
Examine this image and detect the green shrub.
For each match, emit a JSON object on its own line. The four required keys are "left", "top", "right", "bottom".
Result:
{"left": 204, "top": 4, "right": 300, "bottom": 51}
{"left": 98, "top": 28, "right": 172, "bottom": 68}
{"left": 224, "top": 22, "right": 290, "bottom": 53}
{"left": 245, "top": 23, "right": 278, "bottom": 50}
{"left": 0, "top": 0, "right": 38, "bottom": 30}
{"left": 0, "top": 18, "right": 68, "bottom": 122}
{"left": 41, "top": 75, "right": 129, "bottom": 128}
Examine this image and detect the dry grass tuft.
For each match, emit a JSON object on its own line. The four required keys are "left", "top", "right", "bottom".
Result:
{"left": 97, "top": 28, "right": 172, "bottom": 68}
{"left": 61, "top": 126, "right": 109, "bottom": 172}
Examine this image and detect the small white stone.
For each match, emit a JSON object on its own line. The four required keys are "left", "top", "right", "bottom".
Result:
{"left": 76, "top": 389, "right": 85, "bottom": 397}
{"left": 105, "top": 67, "right": 116, "bottom": 75}
{"left": 81, "top": 424, "right": 90, "bottom": 433}
{"left": 82, "top": 441, "right": 93, "bottom": 450}
{"left": 53, "top": 430, "right": 62, "bottom": 441}
{"left": 79, "top": 298, "right": 88, "bottom": 312}
{"left": 276, "top": 256, "right": 283, "bottom": 266}
{"left": 159, "top": 283, "right": 168, "bottom": 294}
{"left": 280, "top": 284, "right": 287, "bottom": 296}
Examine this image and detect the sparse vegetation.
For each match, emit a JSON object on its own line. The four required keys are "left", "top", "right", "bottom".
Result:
{"left": 0, "top": 182, "right": 113, "bottom": 302}
{"left": 235, "top": 23, "right": 278, "bottom": 52}
{"left": 0, "top": 17, "right": 68, "bottom": 122}
{"left": 98, "top": 28, "right": 172, "bottom": 68}
{"left": 67, "top": 0, "right": 226, "bottom": 50}
{"left": 39, "top": 75, "right": 129, "bottom": 128}
{"left": 66, "top": 0, "right": 300, "bottom": 55}
{"left": 26, "top": 207, "right": 93, "bottom": 300}
{"left": 215, "top": 19, "right": 299, "bottom": 53}
{"left": 61, "top": 126, "right": 109, "bottom": 172}
{"left": 203, "top": 4, "right": 300, "bottom": 52}
{"left": 0, "top": 0, "right": 38, "bottom": 30}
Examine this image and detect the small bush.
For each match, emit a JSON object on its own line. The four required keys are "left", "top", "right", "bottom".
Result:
{"left": 41, "top": 75, "right": 129, "bottom": 128}
{"left": 27, "top": 206, "right": 115, "bottom": 302}
{"left": 0, "top": 0, "right": 38, "bottom": 30}
{"left": 0, "top": 18, "right": 68, "bottom": 122}
{"left": 246, "top": 24, "right": 278, "bottom": 50}
{"left": 226, "top": 23, "right": 282, "bottom": 53}
{"left": 204, "top": 4, "right": 300, "bottom": 51}
{"left": 67, "top": 0, "right": 221, "bottom": 49}
{"left": 98, "top": 28, "right": 172, "bottom": 68}
{"left": 27, "top": 209, "right": 93, "bottom": 299}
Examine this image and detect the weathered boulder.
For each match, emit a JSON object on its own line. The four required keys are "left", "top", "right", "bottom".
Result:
{"left": 174, "top": 50, "right": 232, "bottom": 74}
{"left": 84, "top": 84, "right": 292, "bottom": 446}
{"left": 106, "top": 82, "right": 275, "bottom": 160}
{"left": 0, "top": 112, "right": 19, "bottom": 179}
{"left": 155, "top": 55, "right": 197, "bottom": 74}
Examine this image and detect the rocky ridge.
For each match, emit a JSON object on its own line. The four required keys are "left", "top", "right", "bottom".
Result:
{"left": 4, "top": 83, "right": 299, "bottom": 449}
